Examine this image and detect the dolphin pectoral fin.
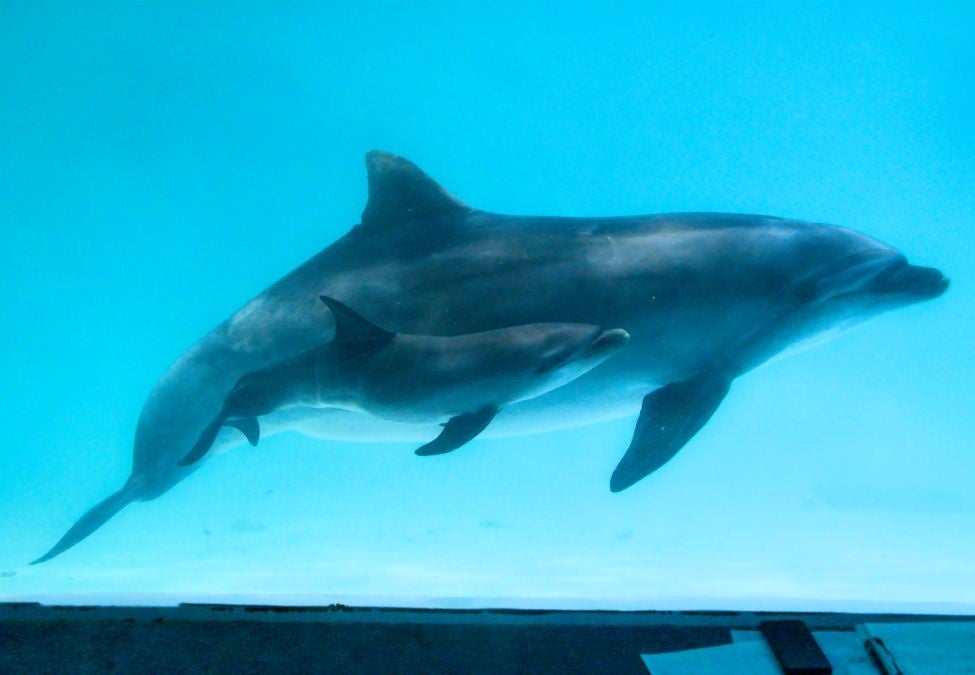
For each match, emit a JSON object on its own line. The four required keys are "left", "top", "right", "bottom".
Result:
{"left": 178, "top": 418, "right": 224, "bottom": 467}
{"left": 226, "top": 417, "right": 260, "bottom": 446}
{"left": 415, "top": 406, "right": 499, "bottom": 456}
{"left": 610, "top": 375, "right": 731, "bottom": 492}
{"left": 31, "top": 479, "right": 141, "bottom": 564}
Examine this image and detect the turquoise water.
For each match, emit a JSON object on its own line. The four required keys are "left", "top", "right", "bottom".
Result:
{"left": 1, "top": 2, "right": 972, "bottom": 612}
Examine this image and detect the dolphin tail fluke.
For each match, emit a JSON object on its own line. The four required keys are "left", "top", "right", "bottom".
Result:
{"left": 610, "top": 375, "right": 731, "bottom": 492}
{"left": 30, "top": 479, "right": 142, "bottom": 565}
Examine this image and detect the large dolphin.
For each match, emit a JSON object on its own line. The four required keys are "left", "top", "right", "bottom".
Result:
{"left": 33, "top": 151, "right": 948, "bottom": 563}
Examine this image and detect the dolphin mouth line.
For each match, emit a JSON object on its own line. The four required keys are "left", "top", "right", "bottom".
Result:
{"left": 802, "top": 251, "right": 950, "bottom": 304}
{"left": 871, "top": 260, "right": 950, "bottom": 300}
{"left": 580, "top": 328, "right": 631, "bottom": 359}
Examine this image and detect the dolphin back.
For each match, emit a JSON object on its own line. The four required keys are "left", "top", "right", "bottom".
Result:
{"left": 31, "top": 479, "right": 143, "bottom": 564}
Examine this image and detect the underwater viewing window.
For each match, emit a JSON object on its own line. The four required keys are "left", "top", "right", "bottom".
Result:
{"left": 2, "top": 1, "right": 972, "bottom": 646}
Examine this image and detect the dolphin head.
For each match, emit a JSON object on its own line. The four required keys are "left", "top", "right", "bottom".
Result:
{"left": 531, "top": 324, "right": 631, "bottom": 392}
{"left": 756, "top": 223, "right": 949, "bottom": 362}
{"left": 790, "top": 226, "right": 948, "bottom": 317}
{"left": 572, "top": 327, "right": 632, "bottom": 368}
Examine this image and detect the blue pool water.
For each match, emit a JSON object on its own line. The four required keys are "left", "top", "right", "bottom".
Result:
{"left": 1, "top": 2, "right": 972, "bottom": 612}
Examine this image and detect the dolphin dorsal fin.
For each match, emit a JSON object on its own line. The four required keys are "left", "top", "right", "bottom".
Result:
{"left": 361, "top": 151, "right": 470, "bottom": 228}
{"left": 320, "top": 295, "right": 395, "bottom": 345}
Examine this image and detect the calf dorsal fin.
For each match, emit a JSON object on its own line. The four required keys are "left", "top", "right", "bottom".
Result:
{"left": 319, "top": 295, "right": 395, "bottom": 346}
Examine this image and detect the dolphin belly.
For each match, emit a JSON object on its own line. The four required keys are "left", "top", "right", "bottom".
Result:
{"left": 262, "top": 360, "right": 652, "bottom": 443}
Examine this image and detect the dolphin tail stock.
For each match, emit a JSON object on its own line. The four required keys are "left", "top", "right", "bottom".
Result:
{"left": 610, "top": 374, "right": 731, "bottom": 493}
{"left": 30, "top": 477, "right": 144, "bottom": 565}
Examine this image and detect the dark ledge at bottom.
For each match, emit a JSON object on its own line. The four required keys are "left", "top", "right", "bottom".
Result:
{"left": 2, "top": 603, "right": 973, "bottom": 674}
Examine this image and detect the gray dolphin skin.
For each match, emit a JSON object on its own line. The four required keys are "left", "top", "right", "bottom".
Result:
{"left": 32, "top": 150, "right": 948, "bottom": 564}
{"left": 179, "top": 295, "right": 630, "bottom": 466}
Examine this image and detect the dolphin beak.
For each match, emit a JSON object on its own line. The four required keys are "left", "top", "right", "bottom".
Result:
{"left": 582, "top": 328, "right": 631, "bottom": 359}
{"left": 872, "top": 262, "right": 950, "bottom": 301}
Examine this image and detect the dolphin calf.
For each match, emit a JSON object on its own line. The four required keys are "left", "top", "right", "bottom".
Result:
{"left": 32, "top": 150, "right": 948, "bottom": 563}
{"left": 180, "top": 295, "right": 630, "bottom": 465}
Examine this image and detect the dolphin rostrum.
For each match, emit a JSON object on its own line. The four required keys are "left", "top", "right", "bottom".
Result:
{"left": 180, "top": 295, "right": 630, "bottom": 466}
{"left": 32, "top": 150, "right": 948, "bottom": 563}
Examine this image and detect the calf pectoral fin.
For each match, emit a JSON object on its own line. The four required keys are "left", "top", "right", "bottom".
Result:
{"left": 415, "top": 406, "right": 499, "bottom": 456}
{"left": 610, "top": 375, "right": 731, "bottom": 492}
